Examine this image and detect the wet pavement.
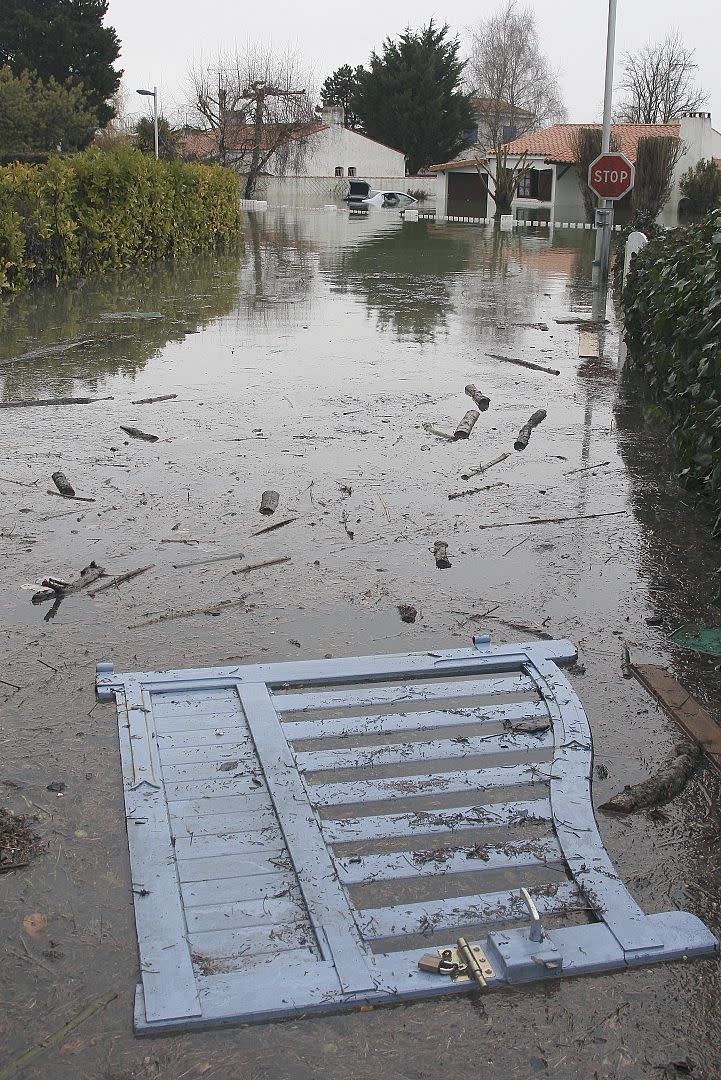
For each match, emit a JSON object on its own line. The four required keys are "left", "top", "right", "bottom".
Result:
{"left": 1, "top": 208, "right": 721, "bottom": 1079}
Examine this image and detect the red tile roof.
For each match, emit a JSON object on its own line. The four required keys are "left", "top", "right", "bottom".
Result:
{"left": 469, "top": 97, "right": 534, "bottom": 117}
{"left": 178, "top": 122, "right": 326, "bottom": 160}
{"left": 431, "top": 122, "right": 681, "bottom": 170}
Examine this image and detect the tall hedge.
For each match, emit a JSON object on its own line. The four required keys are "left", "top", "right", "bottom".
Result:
{"left": 622, "top": 208, "right": 721, "bottom": 532}
{"left": 0, "top": 147, "right": 242, "bottom": 294}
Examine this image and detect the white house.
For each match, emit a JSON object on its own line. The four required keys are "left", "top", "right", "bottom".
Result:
{"left": 431, "top": 112, "right": 721, "bottom": 225}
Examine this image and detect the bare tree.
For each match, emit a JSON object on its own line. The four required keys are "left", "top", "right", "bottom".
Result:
{"left": 616, "top": 31, "right": 706, "bottom": 124}
{"left": 466, "top": 1, "right": 565, "bottom": 217}
{"left": 188, "top": 45, "right": 317, "bottom": 197}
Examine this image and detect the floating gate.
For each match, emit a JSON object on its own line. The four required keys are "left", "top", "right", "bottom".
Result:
{"left": 97, "top": 638, "right": 718, "bottom": 1033}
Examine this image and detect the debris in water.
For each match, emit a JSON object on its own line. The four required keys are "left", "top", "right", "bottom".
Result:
{"left": 120, "top": 425, "right": 159, "bottom": 443}
{"left": 0, "top": 396, "right": 114, "bottom": 409}
{"left": 422, "top": 422, "right": 454, "bottom": 442}
{"left": 514, "top": 409, "right": 547, "bottom": 451}
{"left": 251, "top": 516, "right": 297, "bottom": 537}
{"left": 453, "top": 409, "right": 480, "bottom": 440}
{"left": 131, "top": 394, "right": 178, "bottom": 405}
{"left": 669, "top": 624, "right": 721, "bottom": 657}
{"left": 88, "top": 564, "right": 154, "bottom": 596}
{"left": 260, "top": 490, "right": 280, "bottom": 515}
{"left": 232, "top": 556, "right": 290, "bottom": 575}
{"left": 462, "top": 451, "right": 512, "bottom": 481}
{"left": 465, "top": 384, "right": 490, "bottom": 412}
{"left": 51, "top": 471, "right": 76, "bottom": 498}
{"left": 487, "top": 353, "right": 560, "bottom": 377}
{"left": 0, "top": 808, "right": 41, "bottom": 872}
{"left": 479, "top": 510, "right": 628, "bottom": 529}
{"left": 599, "top": 743, "right": 700, "bottom": 813}
{"left": 398, "top": 603, "right": 418, "bottom": 623}
{"left": 433, "top": 540, "right": 451, "bottom": 569}
{"left": 32, "top": 561, "right": 105, "bottom": 603}
{"left": 130, "top": 594, "right": 250, "bottom": 629}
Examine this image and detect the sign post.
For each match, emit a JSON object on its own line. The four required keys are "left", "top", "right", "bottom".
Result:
{"left": 593, "top": 0, "right": 619, "bottom": 286}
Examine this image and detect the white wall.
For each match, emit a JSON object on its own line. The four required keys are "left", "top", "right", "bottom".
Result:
{"left": 663, "top": 113, "right": 721, "bottom": 226}
{"left": 253, "top": 174, "right": 436, "bottom": 207}
{"left": 301, "top": 124, "right": 406, "bottom": 179}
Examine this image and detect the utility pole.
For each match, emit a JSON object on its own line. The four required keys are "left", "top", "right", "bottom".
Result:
{"left": 593, "top": 0, "right": 618, "bottom": 285}
{"left": 136, "top": 85, "right": 159, "bottom": 160}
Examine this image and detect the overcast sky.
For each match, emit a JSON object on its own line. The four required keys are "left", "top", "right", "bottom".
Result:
{"left": 107, "top": 0, "right": 718, "bottom": 126}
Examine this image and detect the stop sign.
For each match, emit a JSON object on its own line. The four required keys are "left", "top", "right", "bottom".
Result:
{"left": 588, "top": 152, "right": 635, "bottom": 200}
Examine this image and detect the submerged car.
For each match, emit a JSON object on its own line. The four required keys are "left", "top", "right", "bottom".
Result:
{"left": 343, "top": 179, "right": 418, "bottom": 209}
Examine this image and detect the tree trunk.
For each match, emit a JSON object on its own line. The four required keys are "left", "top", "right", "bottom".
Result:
{"left": 245, "top": 94, "right": 264, "bottom": 200}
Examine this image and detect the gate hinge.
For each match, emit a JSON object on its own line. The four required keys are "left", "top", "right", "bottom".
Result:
{"left": 418, "top": 937, "right": 496, "bottom": 986}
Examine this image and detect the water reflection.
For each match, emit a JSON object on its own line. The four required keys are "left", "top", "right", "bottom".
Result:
{"left": 0, "top": 253, "right": 243, "bottom": 400}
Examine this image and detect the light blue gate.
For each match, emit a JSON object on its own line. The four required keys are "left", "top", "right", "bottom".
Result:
{"left": 97, "top": 636, "right": 718, "bottom": 1033}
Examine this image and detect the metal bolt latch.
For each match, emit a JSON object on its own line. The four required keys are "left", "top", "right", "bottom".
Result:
{"left": 520, "top": 887, "right": 544, "bottom": 942}
{"left": 418, "top": 939, "right": 495, "bottom": 986}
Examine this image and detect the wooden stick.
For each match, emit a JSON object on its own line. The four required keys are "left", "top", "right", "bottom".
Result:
{"left": 251, "top": 516, "right": 297, "bottom": 536}
{"left": 487, "top": 353, "right": 560, "bottom": 376}
{"left": 130, "top": 594, "right": 249, "bottom": 629}
{"left": 46, "top": 489, "right": 95, "bottom": 503}
{"left": 555, "top": 317, "right": 608, "bottom": 326}
{"left": 465, "top": 384, "right": 490, "bottom": 412}
{"left": 31, "top": 562, "right": 105, "bottom": 603}
{"left": 461, "top": 451, "right": 512, "bottom": 481}
{"left": 231, "top": 556, "right": 290, "bottom": 575}
{"left": 88, "top": 564, "right": 154, "bottom": 596}
{"left": 0, "top": 991, "right": 117, "bottom": 1080}
{"left": 131, "top": 394, "right": 177, "bottom": 405}
{"left": 514, "top": 409, "right": 547, "bottom": 451}
{"left": 453, "top": 409, "right": 480, "bottom": 440}
{"left": 564, "top": 460, "right": 611, "bottom": 476}
{"left": 422, "top": 423, "right": 454, "bottom": 442}
{"left": 0, "top": 396, "right": 113, "bottom": 409}
{"left": 599, "top": 744, "right": 700, "bottom": 813}
{"left": 479, "top": 510, "right": 628, "bottom": 529}
{"left": 433, "top": 540, "right": 451, "bottom": 569}
{"left": 172, "top": 550, "right": 245, "bottom": 570}
{"left": 448, "top": 482, "right": 504, "bottom": 500}
{"left": 120, "top": 425, "right": 158, "bottom": 442}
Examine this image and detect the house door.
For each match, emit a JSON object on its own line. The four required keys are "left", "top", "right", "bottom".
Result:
{"left": 448, "top": 172, "right": 488, "bottom": 217}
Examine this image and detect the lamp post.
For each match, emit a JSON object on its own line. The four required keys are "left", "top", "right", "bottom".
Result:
{"left": 593, "top": 0, "right": 618, "bottom": 286}
{"left": 136, "top": 86, "right": 158, "bottom": 160}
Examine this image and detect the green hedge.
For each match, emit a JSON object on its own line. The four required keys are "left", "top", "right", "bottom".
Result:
{"left": 0, "top": 147, "right": 242, "bottom": 294}
{"left": 622, "top": 208, "right": 721, "bottom": 532}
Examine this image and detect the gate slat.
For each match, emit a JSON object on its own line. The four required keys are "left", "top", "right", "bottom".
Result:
{"left": 358, "top": 881, "right": 583, "bottom": 938}
{"left": 320, "top": 798, "right": 552, "bottom": 843}
{"left": 283, "top": 699, "right": 549, "bottom": 741}
{"left": 310, "top": 762, "right": 552, "bottom": 806}
{"left": 337, "top": 836, "right": 563, "bottom": 884}
{"left": 274, "top": 675, "right": 535, "bottom": 713}
{"left": 296, "top": 730, "right": 552, "bottom": 773}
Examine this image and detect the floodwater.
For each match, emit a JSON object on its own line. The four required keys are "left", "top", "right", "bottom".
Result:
{"left": 1, "top": 209, "right": 721, "bottom": 1079}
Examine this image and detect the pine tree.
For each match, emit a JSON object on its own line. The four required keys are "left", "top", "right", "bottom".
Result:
{"left": 353, "top": 21, "right": 473, "bottom": 174}
{"left": 0, "top": 0, "right": 122, "bottom": 127}
{"left": 320, "top": 65, "right": 364, "bottom": 130}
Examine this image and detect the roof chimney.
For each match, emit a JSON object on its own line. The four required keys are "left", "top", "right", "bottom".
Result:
{"left": 320, "top": 106, "right": 344, "bottom": 127}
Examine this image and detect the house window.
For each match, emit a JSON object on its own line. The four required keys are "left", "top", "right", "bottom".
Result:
{"left": 348, "top": 166, "right": 356, "bottom": 177}
{"left": 502, "top": 124, "right": 518, "bottom": 143}
{"left": 335, "top": 166, "right": 343, "bottom": 177}
{"left": 517, "top": 172, "right": 532, "bottom": 198}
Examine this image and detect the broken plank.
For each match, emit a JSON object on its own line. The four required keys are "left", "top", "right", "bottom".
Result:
{"left": 632, "top": 664, "right": 721, "bottom": 773}
{"left": 578, "top": 330, "right": 600, "bottom": 358}
{"left": 120, "top": 425, "right": 159, "bottom": 442}
{"left": 46, "top": 489, "right": 95, "bottom": 503}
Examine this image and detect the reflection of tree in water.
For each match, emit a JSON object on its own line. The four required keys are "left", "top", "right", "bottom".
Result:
{"left": 0, "top": 253, "right": 243, "bottom": 400}
{"left": 324, "top": 221, "right": 476, "bottom": 343}
{"left": 237, "top": 212, "right": 317, "bottom": 328}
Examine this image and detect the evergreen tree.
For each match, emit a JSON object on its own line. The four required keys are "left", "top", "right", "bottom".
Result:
{"left": 320, "top": 65, "right": 364, "bottom": 130}
{"left": 0, "top": 0, "right": 122, "bottom": 126}
{"left": 353, "top": 22, "right": 473, "bottom": 174}
{"left": 0, "top": 64, "right": 98, "bottom": 154}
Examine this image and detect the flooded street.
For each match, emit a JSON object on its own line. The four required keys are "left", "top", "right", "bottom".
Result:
{"left": 2, "top": 209, "right": 721, "bottom": 1078}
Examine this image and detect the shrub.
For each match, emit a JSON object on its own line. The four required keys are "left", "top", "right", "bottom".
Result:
{"left": 406, "top": 187, "right": 429, "bottom": 203}
{"left": 622, "top": 208, "right": 721, "bottom": 533}
{"left": 0, "top": 146, "right": 241, "bottom": 294}
{"left": 679, "top": 159, "right": 721, "bottom": 221}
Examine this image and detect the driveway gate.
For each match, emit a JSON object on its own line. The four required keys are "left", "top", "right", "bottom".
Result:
{"left": 96, "top": 637, "right": 718, "bottom": 1033}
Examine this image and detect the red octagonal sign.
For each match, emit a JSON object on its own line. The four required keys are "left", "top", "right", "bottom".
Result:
{"left": 588, "top": 152, "right": 635, "bottom": 201}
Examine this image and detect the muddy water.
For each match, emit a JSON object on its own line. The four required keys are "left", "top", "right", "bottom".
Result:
{"left": 1, "top": 209, "right": 720, "bottom": 1079}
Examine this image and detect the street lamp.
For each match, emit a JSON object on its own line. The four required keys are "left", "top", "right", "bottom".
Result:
{"left": 136, "top": 86, "right": 158, "bottom": 160}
